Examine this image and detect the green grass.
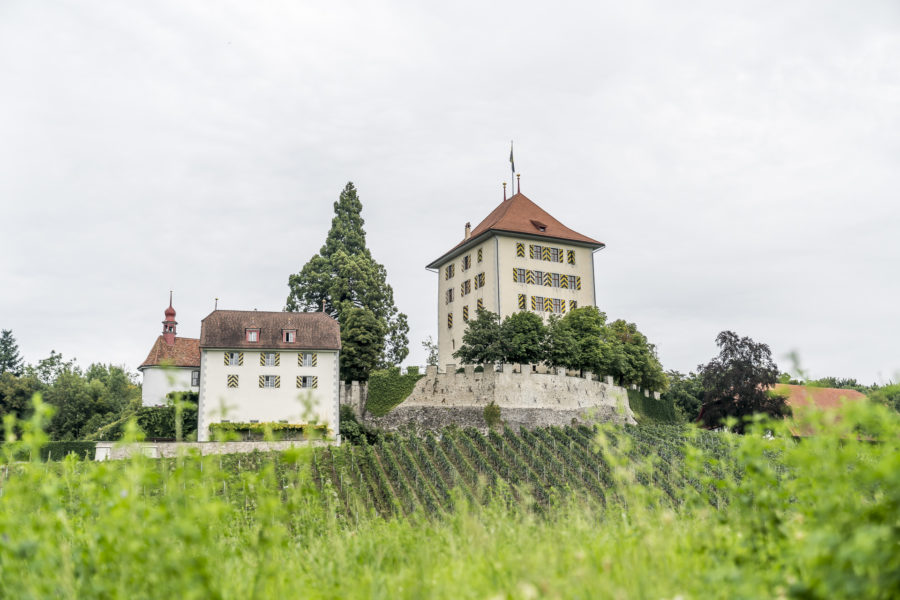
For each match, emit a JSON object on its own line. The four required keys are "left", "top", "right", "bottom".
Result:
{"left": 1, "top": 397, "right": 899, "bottom": 598}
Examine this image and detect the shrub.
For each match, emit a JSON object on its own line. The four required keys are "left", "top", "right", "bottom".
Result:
{"left": 208, "top": 422, "right": 331, "bottom": 441}
{"left": 483, "top": 401, "right": 501, "bottom": 429}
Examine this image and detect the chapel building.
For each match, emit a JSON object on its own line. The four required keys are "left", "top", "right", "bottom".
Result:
{"left": 138, "top": 295, "right": 201, "bottom": 406}
{"left": 426, "top": 187, "right": 605, "bottom": 367}
{"left": 196, "top": 310, "right": 341, "bottom": 441}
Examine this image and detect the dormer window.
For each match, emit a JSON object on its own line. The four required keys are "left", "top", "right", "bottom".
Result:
{"left": 530, "top": 219, "right": 548, "bottom": 232}
{"left": 246, "top": 329, "right": 259, "bottom": 342}
{"left": 283, "top": 330, "right": 296, "bottom": 343}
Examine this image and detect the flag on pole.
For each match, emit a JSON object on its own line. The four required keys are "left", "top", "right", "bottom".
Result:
{"left": 509, "top": 141, "right": 515, "bottom": 191}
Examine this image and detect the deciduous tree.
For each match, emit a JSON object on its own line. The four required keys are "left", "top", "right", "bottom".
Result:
{"left": 499, "top": 311, "right": 546, "bottom": 365}
{"left": 697, "top": 331, "right": 786, "bottom": 432}
{"left": 453, "top": 309, "right": 503, "bottom": 365}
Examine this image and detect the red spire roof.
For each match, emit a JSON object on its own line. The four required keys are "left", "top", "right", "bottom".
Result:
{"left": 427, "top": 192, "right": 604, "bottom": 268}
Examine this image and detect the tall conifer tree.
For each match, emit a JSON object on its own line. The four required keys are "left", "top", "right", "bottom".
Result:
{"left": 286, "top": 182, "right": 409, "bottom": 379}
{"left": 0, "top": 330, "right": 23, "bottom": 376}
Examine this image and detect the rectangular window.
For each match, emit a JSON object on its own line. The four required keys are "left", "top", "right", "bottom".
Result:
{"left": 551, "top": 273, "right": 561, "bottom": 287}
{"left": 532, "top": 270, "right": 543, "bottom": 284}
{"left": 477, "top": 248, "right": 483, "bottom": 262}
{"left": 444, "top": 264, "right": 455, "bottom": 280}
{"left": 551, "top": 298, "right": 563, "bottom": 313}
{"left": 445, "top": 288, "right": 454, "bottom": 304}
{"left": 475, "top": 272, "right": 485, "bottom": 288}
{"left": 299, "top": 352, "right": 316, "bottom": 367}
{"left": 533, "top": 296, "right": 544, "bottom": 311}
{"left": 460, "top": 280, "right": 471, "bottom": 296}
{"left": 191, "top": 370, "right": 200, "bottom": 386}
{"left": 462, "top": 255, "right": 471, "bottom": 270}
{"left": 227, "top": 374, "right": 239, "bottom": 388}
{"left": 283, "top": 330, "right": 296, "bottom": 343}
{"left": 262, "top": 352, "right": 278, "bottom": 367}
{"left": 515, "top": 268, "right": 526, "bottom": 283}
{"left": 462, "top": 305, "right": 469, "bottom": 321}
{"left": 225, "top": 351, "right": 243, "bottom": 366}
{"left": 246, "top": 329, "right": 259, "bottom": 342}
{"left": 259, "top": 375, "right": 280, "bottom": 388}
{"left": 296, "top": 375, "right": 317, "bottom": 389}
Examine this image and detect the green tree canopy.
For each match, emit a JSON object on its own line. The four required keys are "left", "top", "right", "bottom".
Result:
{"left": 453, "top": 308, "right": 503, "bottom": 365}
{"left": 661, "top": 370, "right": 705, "bottom": 422}
{"left": 0, "top": 329, "right": 23, "bottom": 376}
{"left": 285, "top": 182, "right": 409, "bottom": 378}
{"left": 697, "top": 330, "right": 786, "bottom": 432}
{"left": 499, "top": 311, "right": 546, "bottom": 365}
{"left": 340, "top": 307, "right": 386, "bottom": 382}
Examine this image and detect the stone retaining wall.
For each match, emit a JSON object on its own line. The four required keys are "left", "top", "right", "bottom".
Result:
{"left": 94, "top": 439, "right": 336, "bottom": 461}
{"left": 345, "top": 363, "right": 637, "bottom": 432}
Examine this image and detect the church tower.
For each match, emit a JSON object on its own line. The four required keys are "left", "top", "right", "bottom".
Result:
{"left": 426, "top": 183, "right": 605, "bottom": 368}
{"left": 162, "top": 291, "right": 177, "bottom": 345}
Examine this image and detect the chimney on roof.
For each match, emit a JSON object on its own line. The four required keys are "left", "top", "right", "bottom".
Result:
{"left": 503, "top": 182, "right": 507, "bottom": 201}
{"left": 464, "top": 222, "right": 471, "bottom": 240}
{"left": 516, "top": 173, "right": 521, "bottom": 194}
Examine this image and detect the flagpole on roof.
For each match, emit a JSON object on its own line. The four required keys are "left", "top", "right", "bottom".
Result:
{"left": 509, "top": 141, "right": 515, "bottom": 195}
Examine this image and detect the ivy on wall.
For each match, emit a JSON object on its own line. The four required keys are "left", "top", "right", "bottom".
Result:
{"left": 366, "top": 367, "right": 425, "bottom": 417}
{"left": 626, "top": 388, "right": 678, "bottom": 423}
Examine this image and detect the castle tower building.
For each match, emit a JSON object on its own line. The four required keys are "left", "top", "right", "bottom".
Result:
{"left": 426, "top": 187, "right": 605, "bottom": 367}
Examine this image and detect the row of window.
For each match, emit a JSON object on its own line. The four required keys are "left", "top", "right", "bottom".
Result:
{"left": 512, "top": 269, "right": 582, "bottom": 290}
{"left": 447, "top": 297, "right": 574, "bottom": 327}
{"left": 521, "top": 295, "right": 577, "bottom": 314}
{"left": 242, "top": 329, "right": 300, "bottom": 343}
{"left": 444, "top": 248, "right": 485, "bottom": 280}
{"left": 225, "top": 375, "right": 319, "bottom": 389}
{"left": 224, "top": 351, "right": 318, "bottom": 367}
{"left": 514, "top": 243, "right": 576, "bottom": 264}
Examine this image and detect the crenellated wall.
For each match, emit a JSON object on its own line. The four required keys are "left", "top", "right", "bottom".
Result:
{"left": 343, "top": 364, "right": 639, "bottom": 434}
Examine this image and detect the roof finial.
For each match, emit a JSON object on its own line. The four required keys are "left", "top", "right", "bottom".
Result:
{"left": 516, "top": 173, "right": 521, "bottom": 194}
{"left": 169, "top": 289, "right": 173, "bottom": 307}
{"left": 322, "top": 298, "right": 326, "bottom": 312}
{"left": 214, "top": 297, "right": 218, "bottom": 310}
{"left": 502, "top": 181, "right": 507, "bottom": 201}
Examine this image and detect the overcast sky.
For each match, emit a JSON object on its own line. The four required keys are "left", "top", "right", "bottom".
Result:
{"left": 1, "top": 1, "right": 898, "bottom": 384}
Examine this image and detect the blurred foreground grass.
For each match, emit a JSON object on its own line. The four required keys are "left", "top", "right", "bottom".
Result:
{"left": 1, "top": 398, "right": 898, "bottom": 599}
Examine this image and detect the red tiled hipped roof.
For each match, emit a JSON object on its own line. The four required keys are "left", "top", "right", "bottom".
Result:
{"left": 140, "top": 336, "right": 201, "bottom": 369}
{"left": 200, "top": 310, "right": 341, "bottom": 350}
{"left": 774, "top": 384, "right": 867, "bottom": 411}
{"left": 427, "top": 192, "right": 604, "bottom": 268}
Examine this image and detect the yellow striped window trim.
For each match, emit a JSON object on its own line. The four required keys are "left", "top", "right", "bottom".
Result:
{"left": 576, "top": 276, "right": 582, "bottom": 290}
{"left": 462, "top": 305, "right": 469, "bottom": 321}
{"left": 259, "top": 375, "right": 280, "bottom": 388}
{"left": 477, "top": 298, "right": 484, "bottom": 310}
{"left": 518, "top": 294, "right": 526, "bottom": 310}
{"left": 226, "top": 374, "right": 239, "bottom": 388}
{"left": 516, "top": 243, "right": 525, "bottom": 257}
{"left": 298, "top": 352, "right": 318, "bottom": 367}
{"left": 448, "top": 313, "right": 453, "bottom": 328}
{"left": 477, "top": 248, "right": 483, "bottom": 262}
{"left": 567, "top": 250, "right": 576, "bottom": 265}
{"left": 569, "top": 299, "right": 577, "bottom": 311}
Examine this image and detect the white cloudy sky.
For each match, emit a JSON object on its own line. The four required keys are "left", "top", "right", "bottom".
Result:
{"left": 1, "top": 1, "right": 898, "bottom": 384}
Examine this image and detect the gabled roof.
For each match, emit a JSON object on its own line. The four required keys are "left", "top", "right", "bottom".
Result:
{"left": 200, "top": 310, "right": 341, "bottom": 350}
{"left": 140, "top": 336, "right": 201, "bottom": 370}
{"left": 427, "top": 192, "right": 604, "bottom": 268}
{"left": 775, "top": 384, "right": 867, "bottom": 411}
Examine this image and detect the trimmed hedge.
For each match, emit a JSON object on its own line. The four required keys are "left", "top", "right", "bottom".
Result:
{"left": 12, "top": 441, "right": 96, "bottom": 462}
{"left": 208, "top": 422, "right": 331, "bottom": 441}
{"left": 627, "top": 388, "right": 678, "bottom": 423}
{"left": 366, "top": 368, "right": 425, "bottom": 416}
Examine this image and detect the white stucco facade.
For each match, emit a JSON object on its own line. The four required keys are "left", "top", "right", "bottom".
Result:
{"left": 140, "top": 366, "right": 199, "bottom": 407}
{"left": 435, "top": 233, "right": 599, "bottom": 367}
{"left": 197, "top": 348, "right": 340, "bottom": 441}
